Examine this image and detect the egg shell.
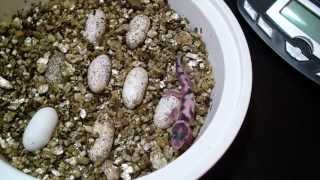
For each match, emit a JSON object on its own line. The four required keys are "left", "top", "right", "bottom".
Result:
{"left": 22, "top": 107, "right": 58, "bottom": 152}
{"left": 89, "top": 116, "right": 114, "bottom": 163}
{"left": 87, "top": 54, "right": 112, "bottom": 93}
{"left": 45, "top": 51, "right": 64, "bottom": 84}
{"left": 122, "top": 67, "right": 148, "bottom": 109}
{"left": 154, "top": 95, "right": 181, "bottom": 129}
{"left": 126, "top": 15, "right": 150, "bottom": 49}
{"left": 84, "top": 9, "right": 106, "bottom": 44}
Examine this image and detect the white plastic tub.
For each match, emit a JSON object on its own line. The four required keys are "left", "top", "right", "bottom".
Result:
{"left": 0, "top": 0, "right": 252, "bottom": 179}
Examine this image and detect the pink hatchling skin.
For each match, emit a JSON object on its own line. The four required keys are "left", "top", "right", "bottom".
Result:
{"left": 165, "top": 55, "right": 195, "bottom": 151}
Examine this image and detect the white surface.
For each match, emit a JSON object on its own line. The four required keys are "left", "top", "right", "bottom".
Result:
{"left": 286, "top": 42, "right": 309, "bottom": 61}
{"left": 258, "top": 17, "right": 273, "bottom": 38}
{"left": 0, "top": 0, "right": 252, "bottom": 179}
{"left": 22, "top": 107, "right": 58, "bottom": 151}
{"left": 244, "top": 0, "right": 258, "bottom": 20}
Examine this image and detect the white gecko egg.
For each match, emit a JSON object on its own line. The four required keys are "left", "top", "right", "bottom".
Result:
{"left": 89, "top": 115, "right": 115, "bottom": 163}
{"left": 122, "top": 67, "right": 148, "bottom": 109}
{"left": 87, "top": 54, "right": 112, "bottom": 93}
{"left": 126, "top": 15, "right": 150, "bottom": 49}
{"left": 23, "top": 107, "right": 58, "bottom": 151}
{"left": 83, "top": 9, "right": 106, "bottom": 44}
{"left": 154, "top": 95, "right": 181, "bottom": 129}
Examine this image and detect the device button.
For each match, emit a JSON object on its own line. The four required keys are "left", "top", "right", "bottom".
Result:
{"left": 286, "top": 42, "right": 309, "bottom": 61}
{"left": 257, "top": 17, "right": 273, "bottom": 38}
{"left": 291, "top": 37, "right": 313, "bottom": 56}
{"left": 244, "top": 0, "right": 258, "bottom": 21}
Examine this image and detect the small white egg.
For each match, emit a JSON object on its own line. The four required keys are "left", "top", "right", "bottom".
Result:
{"left": 83, "top": 9, "right": 106, "bottom": 44}
{"left": 154, "top": 95, "right": 181, "bottom": 129}
{"left": 87, "top": 54, "right": 112, "bottom": 93}
{"left": 23, "top": 107, "right": 58, "bottom": 151}
{"left": 122, "top": 67, "right": 148, "bottom": 109}
{"left": 126, "top": 15, "right": 150, "bottom": 49}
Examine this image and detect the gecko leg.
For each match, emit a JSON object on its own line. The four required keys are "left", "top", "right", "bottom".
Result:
{"left": 168, "top": 106, "right": 181, "bottom": 124}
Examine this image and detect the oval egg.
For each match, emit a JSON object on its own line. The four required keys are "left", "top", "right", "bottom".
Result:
{"left": 126, "top": 15, "right": 150, "bottom": 49}
{"left": 122, "top": 67, "right": 148, "bottom": 109}
{"left": 87, "top": 54, "right": 112, "bottom": 93}
{"left": 23, "top": 107, "right": 58, "bottom": 152}
{"left": 83, "top": 9, "right": 106, "bottom": 44}
{"left": 154, "top": 95, "right": 181, "bottom": 129}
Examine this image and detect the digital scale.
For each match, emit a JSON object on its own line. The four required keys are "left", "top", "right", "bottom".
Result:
{"left": 238, "top": 0, "right": 320, "bottom": 84}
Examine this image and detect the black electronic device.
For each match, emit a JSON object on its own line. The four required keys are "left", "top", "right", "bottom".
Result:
{"left": 238, "top": 0, "right": 320, "bottom": 84}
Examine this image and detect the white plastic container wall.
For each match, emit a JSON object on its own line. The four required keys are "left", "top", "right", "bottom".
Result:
{"left": 0, "top": 0, "right": 252, "bottom": 179}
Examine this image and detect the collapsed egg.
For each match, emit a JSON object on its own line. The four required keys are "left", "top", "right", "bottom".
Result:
{"left": 89, "top": 115, "right": 115, "bottom": 163}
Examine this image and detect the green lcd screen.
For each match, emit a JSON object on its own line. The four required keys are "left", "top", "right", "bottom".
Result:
{"left": 281, "top": 1, "right": 320, "bottom": 43}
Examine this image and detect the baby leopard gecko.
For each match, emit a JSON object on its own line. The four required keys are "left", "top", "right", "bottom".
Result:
{"left": 164, "top": 54, "right": 195, "bottom": 151}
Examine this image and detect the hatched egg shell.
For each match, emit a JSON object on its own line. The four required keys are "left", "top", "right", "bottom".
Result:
{"left": 23, "top": 107, "right": 58, "bottom": 151}
{"left": 126, "top": 15, "right": 150, "bottom": 49}
{"left": 89, "top": 116, "right": 114, "bottom": 163}
{"left": 154, "top": 95, "right": 181, "bottom": 129}
{"left": 122, "top": 67, "right": 148, "bottom": 109}
{"left": 84, "top": 9, "right": 106, "bottom": 44}
{"left": 87, "top": 54, "right": 112, "bottom": 93}
{"left": 45, "top": 51, "right": 64, "bottom": 84}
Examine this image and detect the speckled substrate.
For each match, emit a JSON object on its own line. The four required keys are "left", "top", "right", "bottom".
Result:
{"left": 0, "top": 0, "right": 215, "bottom": 179}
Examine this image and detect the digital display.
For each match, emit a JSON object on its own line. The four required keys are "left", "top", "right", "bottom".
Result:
{"left": 281, "top": 1, "right": 320, "bottom": 43}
